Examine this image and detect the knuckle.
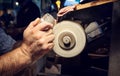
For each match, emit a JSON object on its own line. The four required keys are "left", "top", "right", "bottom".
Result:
{"left": 38, "top": 38, "right": 45, "bottom": 45}
{"left": 33, "top": 35, "right": 40, "bottom": 41}
{"left": 35, "top": 35, "right": 41, "bottom": 40}
{"left": 42, "top": 45, "right": 48, "bottom": 50}
{"left": 29, "top": 29, "right": 35, "bottom": 35}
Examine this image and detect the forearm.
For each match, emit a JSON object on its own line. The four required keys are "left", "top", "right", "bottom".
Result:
{"left": 0, "top": 47, "right": 32, "bottom": 76}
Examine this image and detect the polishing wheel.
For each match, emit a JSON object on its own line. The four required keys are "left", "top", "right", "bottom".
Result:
{"left": 53, "top": 21, "right": 86, "bottom": 58}
{"left": 41, "top": 13, "right": 86, "bottom": 58}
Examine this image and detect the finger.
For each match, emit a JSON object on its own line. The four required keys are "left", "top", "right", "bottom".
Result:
{"left": 58, "top": 6, "right": 73, "bottom": 14}
{"left": 57, "top": 9, "right": 67, "bottom": 16}
{"left": 32, "top": 31, "right": 45, "bottom": 40}
{"left": 39, "top": 43, "right": 54, "bottom": 57}
{"left": 46, "top": 34, "right": 55, "bottom": 43}
{"left": 45, "top": 29, "right": 53, "bottom": 36}
{"left": 47, "top": 43, "right": 54, "bottom": 50}
{"left": 57, "top": 6, "right": 75, "bottom": 17}
{"left": 57, "top": 9, "right": 73, "bottom": 17}
{"left": 27, "top": 18, "right": 40, "bottom": 29}
{"left": 32, "top": 29, "right": 53, "bottom": 40}
{"left": 37, "top": 32, "right": 54, "bottom": 45}
{"left": 33, "top": 21, "right": 53, "bottom": 31}
{"left": 37, "top": 38, "right": 54, "bottom": 50}
{"left": 42, "top": 43, "right": 54, "bottom": 51}
{"left": 40, "top": 22, "right": 53, "bottom": 31}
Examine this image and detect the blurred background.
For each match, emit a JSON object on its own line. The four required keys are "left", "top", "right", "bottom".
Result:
{"left": 0, "top": 0, "right": 115, "bottom": 76}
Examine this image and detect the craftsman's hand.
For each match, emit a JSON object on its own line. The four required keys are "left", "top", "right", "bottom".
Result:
{"left": 21, "top": 18, "right": 55, "bottom": 61}
{"left": 57, "top": 5, "right": 76, "bottom": 17}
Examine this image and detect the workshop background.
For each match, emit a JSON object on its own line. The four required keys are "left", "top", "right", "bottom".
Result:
{"left": 0, "top": 0, "right": 120, "bottom": 76}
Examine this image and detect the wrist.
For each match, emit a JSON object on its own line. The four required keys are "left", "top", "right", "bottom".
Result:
{"left": 19, "top": 42, "right": 32, "bottom": 63}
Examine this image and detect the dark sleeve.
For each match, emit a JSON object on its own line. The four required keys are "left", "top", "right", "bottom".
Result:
{"left": 0, "top": 28, "right": 16, "bottom": 55}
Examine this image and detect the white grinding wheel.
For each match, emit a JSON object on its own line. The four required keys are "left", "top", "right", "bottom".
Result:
{"left": 53, "top": 21, "right": 86, "bottom": 58}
